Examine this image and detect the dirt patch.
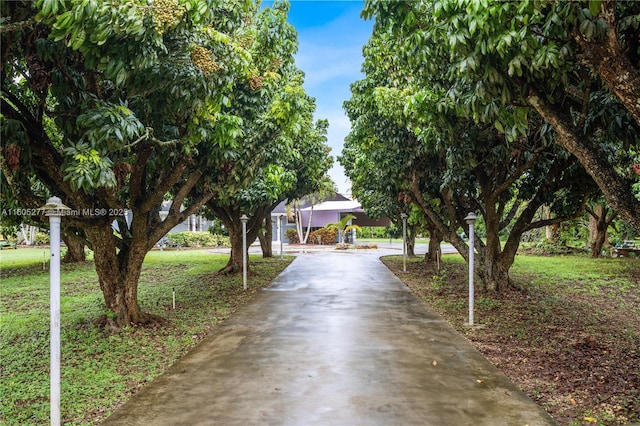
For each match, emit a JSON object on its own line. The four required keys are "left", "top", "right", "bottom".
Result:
{"left": 381, "top": 256, "right": 640, "bottom": 425}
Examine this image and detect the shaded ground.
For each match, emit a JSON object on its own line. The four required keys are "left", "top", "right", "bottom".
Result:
{"left": 381, "top": 254, "right": 640, "bottom": 426}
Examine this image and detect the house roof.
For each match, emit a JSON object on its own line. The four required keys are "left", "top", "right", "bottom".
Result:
{"left": 272, "top": 193, "right": 352, "bottom": 214}
{"left": 301, "top": 200, "right": 362, "bottom": 212}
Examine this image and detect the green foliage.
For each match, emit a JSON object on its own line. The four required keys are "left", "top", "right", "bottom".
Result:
{"left": 285, "top": 228, "right": 299, "bottom": 244}
{"left": 34, "top": 232, "right": 49, "bottom": 246}
{"left": 203, "top": 1, "right": 333, "bottom": 240}
{"left": 166, "top": 231, "right": 230, "bottom": 248}
{"left": 610, "top": 218, "right": 639, "bottom": 244}
{"left": 1, "top": 0, "right": 326, "bottom": 322}
{"left": 324, "top": 214, "right": 363, "bottom": 245}
{"left": 62, "top": 142, "right": 116, "bottom": 191}
{"left": 208, "top": 220, "right": 229, "bottom": 236}
{"left": 357, "top": 226, "right": 391, "bottom": 239}
{"left": 343, "top": 0, "right": 640, "bottom": 290}
{"left": 359, "top": 0, "right": 640, "bottom": 232}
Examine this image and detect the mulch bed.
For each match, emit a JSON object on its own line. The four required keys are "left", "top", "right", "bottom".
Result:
{"left": 381, "top": 256, "right": 640, "bottom": 426}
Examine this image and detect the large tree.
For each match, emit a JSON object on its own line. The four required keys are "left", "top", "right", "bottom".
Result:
{"left": 207, "top": 112, "right": 331, "bottom": 273}
{"left": 362, "top": 0, "right": 640, "bottom": 232}
{"left": 343, "top": 27, "right": 594, "bottom": 291}
{"left": 1, "top": 0, "right": 255, "bottom": 327}
{"left": 201, "top": 2, "right": 332, "bottom": 273}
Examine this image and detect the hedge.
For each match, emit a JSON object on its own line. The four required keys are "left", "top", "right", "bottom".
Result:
{"left": 285, "top": 228, "right": 337, "bottom": 245}
{"left": 166, "top": 232, "right": 230, "bottom": 248}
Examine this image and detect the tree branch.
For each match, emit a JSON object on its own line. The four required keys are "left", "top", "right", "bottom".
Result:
{"left": 527, "top": 88, "right": 640, "bottom": 231}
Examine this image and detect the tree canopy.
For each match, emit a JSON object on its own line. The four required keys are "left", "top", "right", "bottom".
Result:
{"left": 0, "top": 0, "right": 329, "bottom": 326}
{"left": 200, "top": 2, "right": 333, "bottom": 272}
{"left": 342, "top": 0, "right": 639, "bottom": 291}
{"left": 360, "top": 0, "right": 640, "bottom": 232}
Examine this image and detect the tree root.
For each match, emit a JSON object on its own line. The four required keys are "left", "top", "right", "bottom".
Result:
{"left": 216, "top": 264, "right": 237, "bottom": 275}
{"left": 93, "top": 312, "right": 167, "bottom": 332}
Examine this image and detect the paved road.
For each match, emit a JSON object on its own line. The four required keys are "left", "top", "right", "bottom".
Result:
{"left": 103, "top": 251, "right": 556, "bottom": 426}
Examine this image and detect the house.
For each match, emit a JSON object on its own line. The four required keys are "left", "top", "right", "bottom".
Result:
{"left": 270, "top": 194, "right": 389, "bottom": 243}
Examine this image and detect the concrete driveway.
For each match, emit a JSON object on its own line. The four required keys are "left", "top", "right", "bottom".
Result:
{"left": 103, "top": 251, "right": 556, "bottom": 426}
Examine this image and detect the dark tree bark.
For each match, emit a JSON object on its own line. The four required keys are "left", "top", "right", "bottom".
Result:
{"left": 87, "top": 223, "right": 148, "bottom": 327}
{"left": 84, "top": 173, "right": 213, "bottom": 328}
{"left": 258, "top": 213, "right": 273, "bottom": 258}
{"left": 10, "top": 119, "right": 213, "bottom": 328}
{"left": 210, "top": 205, "right": 266, "bottom": 274}
{"left": 0, "top": 8, "right": 218, "bottom": 329}
{"left": 407, "top": 224, "right": 416, "bottom": 257}
{"left": 410, "top": 140, "right": 590, "bottom": 293}
{"left": 587, "top": 204, "right": 617, "bottom": 258}
{"left": 424, "top": 225, "right": 443, "bottom": 263}
{"left": 61, "top": 228, "right": 86, "bottom": 263}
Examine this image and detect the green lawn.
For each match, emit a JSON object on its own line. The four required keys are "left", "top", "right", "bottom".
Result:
{"left": 0, "top": 248, "right": 293, "bottom": 425}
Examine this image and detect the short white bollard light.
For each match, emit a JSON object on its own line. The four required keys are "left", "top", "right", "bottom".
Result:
{"left": 240, "top": 214, "right": 248, "bottom": 291}
{"left": 465, "top": 212, "right": 477, "bottom": 326}
{"left": 41, "top": 196, "right": 70, "bottom": 426}
{"left": 400, "top": 213, "right": 408, "bottom": 272}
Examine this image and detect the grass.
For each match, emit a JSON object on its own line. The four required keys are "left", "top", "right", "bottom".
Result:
{"left": 382, "top": 252, "right": 640, "bottom": 426}
{"left": 0, "top": 248, "right": 293, "bottom": 425}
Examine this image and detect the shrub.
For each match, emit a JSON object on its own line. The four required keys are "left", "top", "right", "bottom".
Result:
{"left": 167, "top": 232, "right": 230, "bottom": 247}
{"left": 285, "top": 229, "right": 299, "bottom": 244}
{"left": 308, "top": 228, "right": 338, "bottom": 245}
{"left": 34, "top": 232, "right": 49, "bottom": 245}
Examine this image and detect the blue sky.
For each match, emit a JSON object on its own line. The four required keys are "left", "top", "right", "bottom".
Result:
{"left": 268, "top": 1, "right": 374, "bottom": 195}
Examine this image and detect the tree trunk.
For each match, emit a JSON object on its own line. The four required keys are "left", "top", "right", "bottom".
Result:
{"left": 407, "top": 224, "right": 416, "bottom": 257}
{"left": 591, "top": 222, "right": 607, "bottom": 258}
{"left": 293, "top": 202, "right": 305, "bottom": 244}
{"left": 226, "top": 220, "right": 244, "bottom": 274}
{"left": 303, "top": 206, "right": 313, "bottom": 244}
{"left": 218, "top": 209, "right": 263, "bottom": 274}
{"left": 478, "top": 199, "right": 513, "bottom": 293}
{"left": 589, "top": 212, "right": 598, "bottom": 246}
{"left": 589, "top": 205, "right": 615, "bottom": 257}
{"left": 547, "top": 223, "right": 560, "bottom": 243}
{"left": 544, "top": 205, "right": 559, "bottom": 242}
{"left": 258, "top": 213, "right": 273, "bottom": 258}
{"left": 62, "top": 228, "right": 86, "bottom": 263}
{"left": 83, "top": 181, "right": 212, "bottom": 328}
{"left": 424, "top": 226, "right": 443, "bottom": 263}
{"left": 86, "top": 224, "right": 149, "bottom": 328}
{"left": 477, "top": 254, "right": 512, "bottom": 293}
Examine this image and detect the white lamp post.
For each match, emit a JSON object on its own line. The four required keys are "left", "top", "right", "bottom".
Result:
{"left": 41, "top": 196, "right": 70, "bottom": 426}
{"left": 240, "top": 214, "right": 248, "bottom": 291}
{"left": 400, "top": 213, "right": 408, "bottom": 272}
{"left": 464, "top": 212, "right": 477, "bottom": 326}
{"left": 278, "top": 214, "right": 284, "bottom": 259}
